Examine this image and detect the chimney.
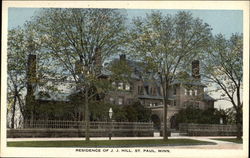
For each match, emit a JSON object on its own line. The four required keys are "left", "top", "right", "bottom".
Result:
{"left": 26, "top": 54, "right": 37, "bottom": 121}
{"left": 27, "top": 54, "right": 37, "bottom": 92}
{"left": 120, "top": 54, "right": 126, "bottom": 61}
{"left": 192, "top": 60, "right": 200, "bottom": 80}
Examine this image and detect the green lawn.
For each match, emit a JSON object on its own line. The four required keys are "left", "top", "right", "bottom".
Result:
{"left": 7, "top": 139, "right": 216, "bottom": 147}
{"left": 211, "top": 138, "right": 243, "bottom": 144}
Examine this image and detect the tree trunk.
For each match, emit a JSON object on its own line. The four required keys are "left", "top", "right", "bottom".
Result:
{"left": 85, "top": 86, "right": 90, "bottom": 141}
{"left": 235, "top": 110, "right": 242, "bottom": 140}
{"left": 11, "top": 96, "right": 17, "bottom": 129}
{"left": 236, "top": 86, "right": 242, "bottom": 140}
{"left": 163, "top": 98, "right": 168, "bottom": 140}
{"left": 162, "top": 81, "right": 169, "bottom": 140}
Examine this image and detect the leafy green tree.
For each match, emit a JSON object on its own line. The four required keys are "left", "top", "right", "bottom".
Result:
{"left": 128, "top": 101, "right": 151, "bottom": 122}
{"left": 176, "top": 106, "right": 223, "bottom": 126}
{"left": 7, "top": 27, "right": 56, "bottom": 128}
{"left": 128, "top": 11, "right": 212, "bottom": 140}
{"left": 89, "top": 101, "right": 119, "bottom": 121}
{"left": 203, "top": 34, "right": 243, "bottom": 139}
{"left": 224, "top": 107, "right": 238, "bottom": 124}
{"left": 115, "top": 101, "right": 152, "bottom": 122}
{"left": 26, "top": 8, "right": 127, "bottom": 141}
{"left": 7, "top": 28, "right": 27, "bottom": 128}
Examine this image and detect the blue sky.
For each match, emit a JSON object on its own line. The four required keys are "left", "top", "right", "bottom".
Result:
{"left": 8, "top": 8, "right": 243, "bottom": 39}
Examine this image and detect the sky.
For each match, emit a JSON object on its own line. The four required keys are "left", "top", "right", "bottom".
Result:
{"left": 8, "top": 8, "right": 243, "bottom": 109}
{"left": 8, "top": 8, "right": 243, "bottom": 39}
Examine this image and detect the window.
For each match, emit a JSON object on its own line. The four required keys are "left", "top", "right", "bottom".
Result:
{"left": 109, "top": 97, "right": 115, "bottom": 104}
{"left": 149, "top": 103, "right": 152, "bottom": 107}
{"left": 125, "top": 83, "right": 130, "bottom": 90}
{"left": 152, "top": 88, "right": 157, "bottom": 96}
{"left": 112, "top": 82, "right": 116, "bottom": 87}
{"left": 118, "top": 97, "right": 123, "bottom": 105}
{"left": 194, "top": 90, "right": 198, "bottom": 96}
{"left": 158, "top": 87, "right": 162, "bottom": 96}
{"left": 138, "top": 86, "right": 144, "bottom": 95}
{"left": 173, "top": 86, "right": 177, "bottom": 95}
{"left": 118, "top": 82, "right": 123, "bottom": 90}
{"left": 150, "top": 87, "right": 153, "bottom": 95}
{"left": 173, "top": 100, "right": 176, "bottom": 106}
{"left": 184, "top": 89, "right": 187, "bottom": 95}
{"left": 145, "top": 86, "right": 149, "bottom": 95}
{"left": 189, "top": 90, "right": 192, "bottom": 96}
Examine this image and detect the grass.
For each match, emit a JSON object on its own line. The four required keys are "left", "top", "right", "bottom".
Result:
{"left": 211, "top": 138, "right": 243, "bottom": 144}
{"left": 7, "top": 139, "right": 216, "bottom": 147}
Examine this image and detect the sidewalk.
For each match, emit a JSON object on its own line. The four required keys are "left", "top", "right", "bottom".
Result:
{"left": 7, "top": 136, "right": 242, "bottom": 149}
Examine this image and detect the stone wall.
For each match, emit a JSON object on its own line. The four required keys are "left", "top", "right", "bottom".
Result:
{"left": 179, "top": 123, "right": 239, "bottom": 136}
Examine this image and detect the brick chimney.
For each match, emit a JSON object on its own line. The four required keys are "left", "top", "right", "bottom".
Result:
{"left": 25, "top": 54, "right": 37, "bottom": 121}
{"left": 192, "top": 60, "right": 200, "bottom": 80}
{"left": 27, "top": 54, "right": 37, "bottom": 95}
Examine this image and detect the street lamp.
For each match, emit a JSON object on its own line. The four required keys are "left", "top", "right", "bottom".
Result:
{"left": 109, "top": 108, "right": 113, "bottom": 140}
{"left": 220, "top": 118, "right": 223, "bottom": 124}
{"left": 109, "top": 108, "right": 113, "bottom": 119}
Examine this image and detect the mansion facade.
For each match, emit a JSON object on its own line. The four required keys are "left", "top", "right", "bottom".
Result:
{"left": 103, "top": 55, "right": 215, "bottom": 128}
{"left": 25, "top": 54, "right": 215, "bottom": 129}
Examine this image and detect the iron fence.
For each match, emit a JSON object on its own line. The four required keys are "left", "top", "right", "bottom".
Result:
{"left": 23, "top": 120, "right": 153, "bottom": 130}
{"left": 179, "top": 123, "right": 238, "bottom": 132}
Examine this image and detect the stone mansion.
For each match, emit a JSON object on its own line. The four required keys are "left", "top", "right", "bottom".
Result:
{"left": 25, "top": 54, "right": 215, "bottom": 129}
{"left": 103, "top": 55, "right": 215, "bottom": 128}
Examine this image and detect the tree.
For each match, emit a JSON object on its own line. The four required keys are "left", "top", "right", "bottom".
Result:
{"left": 203, "top": 34, "right": 243, "bottom": 139}
{"left": 224, "top": 107, "right": 238, "bottom": 124}
{"left": 7, "top": 28, "right": 27, "bottom": 128}
{"left": 128, "top": 11, "right": 212, "bottom": 140}
{"left": 26, "top": 8, "right": 127, "bottom": 141}
{"left": 175, "top": 106, "right": 222, "bottom": 126}
{"left": 7, "top": 27, "right": 55, "bottom": 128}
{"left": 123, "top": 101, "right": 152, "bottom": 122}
